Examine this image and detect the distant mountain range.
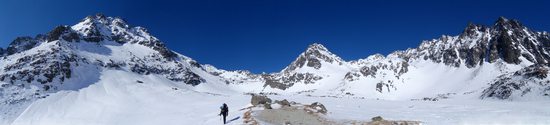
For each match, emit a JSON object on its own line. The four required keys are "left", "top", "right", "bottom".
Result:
{"left": 1, "top": 14, "right": 549, "bottom": 122}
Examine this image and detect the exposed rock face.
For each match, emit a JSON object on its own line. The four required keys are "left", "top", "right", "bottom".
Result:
{"left": 411, "top": 17, "right": 550, "bottom": 68}
{"left": 6, "top": 37, "right": 39, "bottom": 55}
{"left": 284, "top": 43, "right": 344, "bottom": 72}
{"left": 262, "top": 74, "right": 294, "bottom": 90}
{"left": 47, "top": 26, "right": 71, "bottom": 42}
{"left": 360, "top": 66, "right": 378, "bottom": 78}
{"left": 344, "top": 72, "right": 362, "bottom": 81}
{"left": 1, "top": 42, "right": 75, "bottom": 91}
{"left": 376, "top": 81, "right": 396, "bottom": 93}
{"left": 481, "top": 64, "right": 550, "bottom": 100}
{"left": 262, "top": 72, "right": 323, "bottom": 90}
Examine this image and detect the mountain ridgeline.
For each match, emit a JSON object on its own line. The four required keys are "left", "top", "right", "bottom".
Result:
{"left": 1, "top": 14, "right": 549, "bottom": 106}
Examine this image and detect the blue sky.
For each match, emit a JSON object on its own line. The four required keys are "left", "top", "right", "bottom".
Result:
{"left": 1, "top": 0, "right": 549, "bottom": 73}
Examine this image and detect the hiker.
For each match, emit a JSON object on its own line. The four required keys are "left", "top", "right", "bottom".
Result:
{"left": 219, "top": 103, "right": 229, "bottom": 124}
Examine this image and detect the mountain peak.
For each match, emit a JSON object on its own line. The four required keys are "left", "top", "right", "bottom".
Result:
{"left": 459, "top": 22, "right": 488, "bottom": 38}
{"left": 493, "top": 16, "right": 524, "bottom": 30}
{"left": 81, "top": 13, "right": 126, "bottom": 26}
{"left": 303, "top": 43, "right": 342, "bottom": 62}
{"left": 283, "top": 43, "right": 344, "bottom": 72}
{"left": 306, "top": 43, "right": 329, "bottom": 52}
{"left": 72, "top": 14, "right": 131, "bottom": 39}
{"left": 497, "top": 16, "right": 509, "bottom": 22}
{"left": 84, "top": 13, "right": 107, "bottom": 21}
{"left": 31, "top": 14, "right": 176, "bottom": 59}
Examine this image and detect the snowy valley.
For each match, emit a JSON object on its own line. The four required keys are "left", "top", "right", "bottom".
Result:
{"left": 1, "top": 14, "right": 550, "bottom": 125}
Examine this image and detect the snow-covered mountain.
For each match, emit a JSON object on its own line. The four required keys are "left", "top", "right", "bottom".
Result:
{"left": 212, "top": 16, "right": 550, "bottom": 100}
{"left": 244, "top": 16, "right": 550, "bottom": 100}
{"left": 1, "top": 14, "right": 549, "bottom": 124}
{"left": 0, "top": 14, "right": 231, "bottom": 123}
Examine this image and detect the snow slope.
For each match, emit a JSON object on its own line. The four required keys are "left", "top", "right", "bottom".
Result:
{"left": 265, "top": 95, "right": 550, "bottom": 125}
{"left": 11, "top": 72, "right": 550, "bottom": 125}
{"left": 11, "top": 70, "right": 250, "bottom": 125}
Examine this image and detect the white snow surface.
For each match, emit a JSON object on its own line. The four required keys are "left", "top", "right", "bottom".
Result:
{"left": 9, "top": 70, "right": 550, "bottom": 125}
{"left": 11, "top": 70, "right": 250, "bottom": 125}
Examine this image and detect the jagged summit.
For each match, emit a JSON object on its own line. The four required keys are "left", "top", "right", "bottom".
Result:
{"left": 0, "top": 14, "right": 206, "bottom": 95}
{"left": 494, "top": 16, "right": 521, "bottom": 26}
{"left": 0, "top": 14, "right": 176, "bottom": 59}
{"left": 74, "top": 14, "right": 177, "bottom": 58}
{"left": 459, "top": 22, "right": 487, "bottom": 38}
{"left": 71, "top": 14, "right": 146, "bottom": 43}
{"left": 493, "top": 16, "right": 526, "bottom": 31}
{"left": 460, "top": 16, "right": 526, "bottom": 39}
{"left": 411, "top": 16, "right": 550, "bottom": 67}
{"left": 305, "top": 43, "right": 329, "bottom": 53}
{"left": 72, "top": 13, "right": 131, "bottom": 38}
{"left": 304, "top": 43, "right": 344, "bottom": 62}
{"left": 80, "top": 13, "right": 125, "bottom": 26}
{"left": 283, "top": 43, "right": 344, "bottom": 72}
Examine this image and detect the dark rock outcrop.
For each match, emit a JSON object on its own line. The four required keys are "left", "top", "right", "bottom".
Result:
{"left": 305, "top": 102, "right": 327, "bottom": 114}
{"left": 251, "top": 94, "right": 272, "bottom": 106}
{"left": 274, "top": 99, "right": 291, "bottom": 107}
{"left": 411, "top": 17, "right": 550, "bottom": 68}
{"left": 482, "top": 64, "right": 550, "bottom": 99}
{"left": 7, "top": 37, "right": 39, "bottom": 55}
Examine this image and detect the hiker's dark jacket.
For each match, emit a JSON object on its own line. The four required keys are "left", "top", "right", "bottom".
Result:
{"left": 220, "top": 104, "right": 228, "bottom": 116}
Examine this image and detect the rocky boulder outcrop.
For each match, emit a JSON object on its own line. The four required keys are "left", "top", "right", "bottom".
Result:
{"left": 250, "top": 94, "right": 272, "bottom": 106}
{"left": 274, "top": 99, "right": 291, "bottom": 107}
{"left": 305, "top": 102, "right": 327, "bottom": 114}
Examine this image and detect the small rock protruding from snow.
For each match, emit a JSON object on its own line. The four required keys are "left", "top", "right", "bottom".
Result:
{"left": 305, "top": 102, "right": 327, "bottom": 114}
{"left": 274, "top": 99, "right": 291, "bottom": 107}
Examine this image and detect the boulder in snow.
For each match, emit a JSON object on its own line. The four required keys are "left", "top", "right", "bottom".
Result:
{"left": 250, "top": 94, "right": 272, "bottom": 106}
